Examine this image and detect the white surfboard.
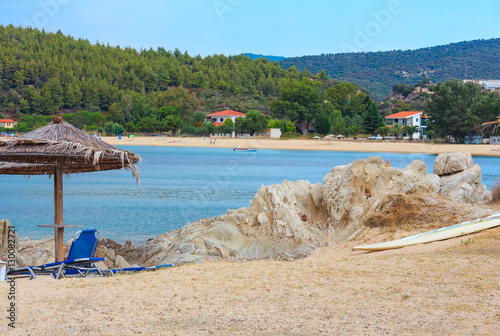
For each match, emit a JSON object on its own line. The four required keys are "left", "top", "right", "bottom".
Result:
{"left": 353, "top": 214, "right": 500, "bottom": 251}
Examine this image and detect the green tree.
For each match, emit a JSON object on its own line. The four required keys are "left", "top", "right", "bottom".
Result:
{"left": 13, "top": 70, "right": 24, "bottom": 88}
{"left": 325, "top": 82, "right": 368, "bottom": 118}
{"left": 235, "top": 117, "right": 249, "bottom": 134}
{"left": 111, "top": 123, "right": 125, "bottom": 136}
{"left": 245, "top": 110, "right": 268, "bottom": 134}
{"left": 363, "top": 100, "right": 384, "bottom": 135}
{"left": 285, "top": 120, "right": 296, "bottom": 133}
{"left": 63, "top": 82, "right": 83, "bottom": 108}
{"left": 69, "top": 111, "right": 91, "bottom": 129}
{"left": 8, "top": 102, "right": 16, "bottom": 114}
{"left": 314, "top": 113, "right": 331, "bottom": 135}
{"left": 403, "top": 125, "right": 420, "bottom": 140}
{"left": 271, "top": 78, "right": 324, "bottom": 135}
{"left": 391, "top": 123, "right": 403, "bottom": 139}
{"left": 19, "top": 98, "right": 30, "bottom": 114}
{"left": 192, "top": 112, "right": 206, "bottom": 127}
{"left": 349, "top": 124, "right": 362, "bottom": 139}
{"left": 90, "top": 112, "right": 105, "bottom": 127}
{"left": 317, "top": 70, "right": 329, "bottom": 81}
{"left": 106, "top": 103, "right": 125, "bottom": 125}
{"left": 158, "top": 87, "right": 201, "bottom": 122}
{"left": 268, "top": 119, "right": 281, "bottom": 128}
{"left": 104, "top": 122, "right": 114, "bottom": 135}
{"left": 427, "top": 80, "right": 498, "bottom": 142}
{"left": 164, "top": 114, "right": 185, "bottom": 135}
{"left": 376, "top": 126, "right": 390, "bottom": 139}
{"left": 392, "top": 83, "right": 414, "bottom": 97}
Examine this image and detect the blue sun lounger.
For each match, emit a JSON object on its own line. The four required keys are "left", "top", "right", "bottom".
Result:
{"left": 6, "top": 229, "right": 105, "bottom": 280}
{"left": 110, "top": 264, "right": 173, "bottom": 274}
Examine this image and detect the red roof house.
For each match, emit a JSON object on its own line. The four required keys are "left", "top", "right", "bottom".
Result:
{"left": 384, "top": 111, "right": 426, "bottom": 138}
{"left": 206, "top": 110, "right": 246, "bottom": 126}
{"left": 0, "top": 119, "right": 16, "bottom": 129}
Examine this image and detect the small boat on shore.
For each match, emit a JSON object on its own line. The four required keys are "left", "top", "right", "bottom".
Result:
{"left": 233, "top": 146, "right": 257, "bottom": 152}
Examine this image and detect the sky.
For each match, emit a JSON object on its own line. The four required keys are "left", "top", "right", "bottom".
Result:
{"left": 1, "top": 0, "right": 499, "bottom": 57}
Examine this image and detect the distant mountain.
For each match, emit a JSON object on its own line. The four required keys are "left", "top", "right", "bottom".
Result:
{"left": 278, "top": 39, "right": 500, "bottom": 100}
{"left": 244, "top": 53, "right": 287, "bottom": 62}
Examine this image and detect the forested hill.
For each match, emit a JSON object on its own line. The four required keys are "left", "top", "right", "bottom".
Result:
{"left": 0, "top": 25, "right": 309, "bottom": 118}
{"left": 279, "top": 39, "right": 500, "bottom": 100}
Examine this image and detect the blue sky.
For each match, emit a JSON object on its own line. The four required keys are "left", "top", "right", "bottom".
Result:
{"left": 1, "top": 0, "right": 499, "bottom": 57}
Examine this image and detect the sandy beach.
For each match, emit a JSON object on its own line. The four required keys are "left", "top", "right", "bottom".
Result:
{"left": 1, "top": 225, "right": 499, "bottom": 335}
{"left": 102, "top": 136, "right": 500, "bottom": 157}
{"left": 2, "top": 137, "right": 499, "bottom": 335}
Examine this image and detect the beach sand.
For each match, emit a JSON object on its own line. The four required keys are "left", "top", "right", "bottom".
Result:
{"left": 2, "top": 137, "right": 499, "bottom": 335}
{"left": 1, "top": 226, "right": 498, "bottom": 335}
{"left": 102, "top": 136, "right": 500, "bottom": 157}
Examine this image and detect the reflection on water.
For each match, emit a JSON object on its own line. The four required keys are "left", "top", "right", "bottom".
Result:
{"left": 1, "top": 146, "right": 498, "bottom": 243}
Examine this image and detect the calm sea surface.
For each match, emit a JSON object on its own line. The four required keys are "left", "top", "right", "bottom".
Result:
{"left": 1, "top": 146, "right": 499, "bottom": 244}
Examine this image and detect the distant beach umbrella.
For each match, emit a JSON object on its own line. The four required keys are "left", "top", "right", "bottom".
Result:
{"left": 0, "top": 116, "right": 141, "bottom": 261}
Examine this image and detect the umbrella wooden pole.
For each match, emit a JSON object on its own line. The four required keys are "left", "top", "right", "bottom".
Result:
{"left": 54, "top": 158, "right": 64, "bottom": 262}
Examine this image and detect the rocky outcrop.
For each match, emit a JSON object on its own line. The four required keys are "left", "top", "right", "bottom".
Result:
{"left": 322, "top": 157, "right": 440, "bottom": 241}
{"left": 433, "top": 152, "right": 473, "bottom": 175}
{"left": 99, "top": 157, "right": 443, "bottom": 266}
{"left": 0, "top": 219, "right": 27, "bottom": 267}
{"left": 3, "top": 154, "right": 493, "bottom": 267}
{"left": 434, "top": 153, "right": 492, "bottom": 203}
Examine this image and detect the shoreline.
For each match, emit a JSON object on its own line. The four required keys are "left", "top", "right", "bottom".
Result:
{"left": 102, "top": 136, "right": 500, "bottom": 157}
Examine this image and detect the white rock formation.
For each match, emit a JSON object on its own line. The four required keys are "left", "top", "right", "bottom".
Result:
{"left": 101, "top": 157, "right": 443, "bottom": 266}
{"left": 434, "top": 153, "right": 492, "bottom": 203}
{"left": 433, "top": 152, "right": 473, "bottom": 176}
{"left": 3, "top": 154, "right": 493, "bottom": 267}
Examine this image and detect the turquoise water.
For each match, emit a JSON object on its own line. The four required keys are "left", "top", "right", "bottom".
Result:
{"left": 1, "top": 146, "right": 498, "bottom": 243}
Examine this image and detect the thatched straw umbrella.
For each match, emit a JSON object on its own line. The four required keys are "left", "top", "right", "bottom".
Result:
{"left": 0, "top": 116, "right": 141, "bottom": 261}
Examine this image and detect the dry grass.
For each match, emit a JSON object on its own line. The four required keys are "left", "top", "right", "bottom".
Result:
{"left": 491, "top": 177, "right": 500, "bottom": 203}
{"left": 366, "top": 194, "right": 425, "bottom": 230}
{"left": 365, "top": 193, "right": 494, "bottom": 233}
{"left": 1, "top": 226, "right": 498, "bottom": 335}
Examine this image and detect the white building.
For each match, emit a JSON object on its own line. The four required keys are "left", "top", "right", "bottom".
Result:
{"left": 265, "top": 128, "right": 281, "bottom": 139}
{"left": 463, "top": 80, "right": 500, "bottom": 92}
{"left": 384, "top": 111, "right": 426, "bottom": 138}
{"left": 0, "top": 119, "right": 16, "bottom": 129}
{"left": 205, "top": 110, "right": 246, "bottom": 126}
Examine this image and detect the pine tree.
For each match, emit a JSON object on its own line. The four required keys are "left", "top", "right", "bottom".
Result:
{"left": 363, "top": 101, "right": 384, "bottom": 135}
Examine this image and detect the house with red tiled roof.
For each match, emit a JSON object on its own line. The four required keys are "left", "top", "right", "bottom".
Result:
{"left": 206, "top": 110, "right": 246, "bottom": 126}
{"left": 384, "top": 111, "right": 426, "bottom": 138}
{"left": 0, "top": 119, "right": 16, "bottom": 129}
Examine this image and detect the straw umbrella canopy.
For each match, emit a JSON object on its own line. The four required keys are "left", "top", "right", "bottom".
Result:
{"left": 0, "top": 116, "right": 141, "bottom": 261}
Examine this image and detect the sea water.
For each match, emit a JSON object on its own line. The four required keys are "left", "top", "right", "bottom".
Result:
{"left": 1, "top": 146, "right": 498, "bottom": 244}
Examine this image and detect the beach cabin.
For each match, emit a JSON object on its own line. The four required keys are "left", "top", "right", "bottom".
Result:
{"left": 384, "top": 111, "right": 426, "bottom": 138}
{"left": 265, "top": 128, "right": 282, "bottom": 139}
{"left": 490, "top": 136, "right": 500, "bottom": 145}
{"left": 0, "top": 119, "right": 16, "bottom": 129}
{"left": 205, "top": 110, "right": 246, "bottom": 126}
